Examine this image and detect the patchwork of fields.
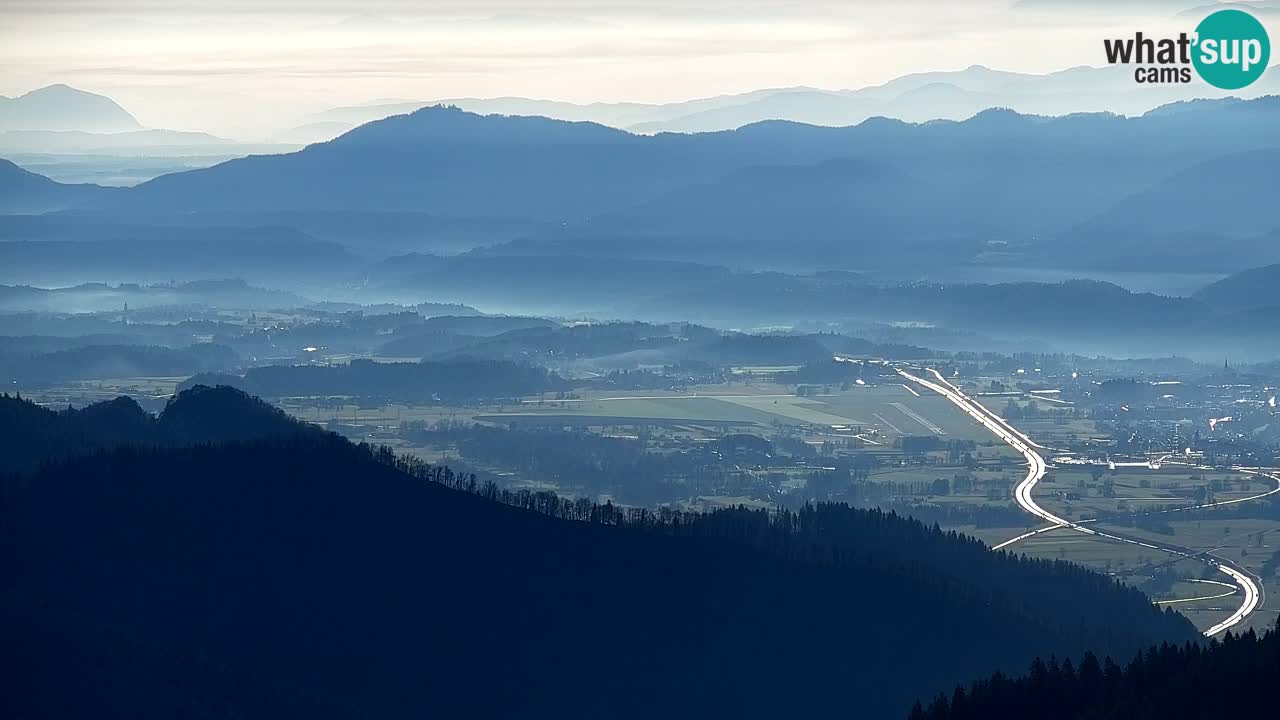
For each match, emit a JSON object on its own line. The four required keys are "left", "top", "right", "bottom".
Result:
{"left": 480, "top": 382, "right": 1001, "bottom": 443}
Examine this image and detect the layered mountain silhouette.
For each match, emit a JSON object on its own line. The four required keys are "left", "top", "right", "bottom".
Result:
{"left": 97, "top": 109, "right": 694, "bottom": 219}
{"left": 298, "top": 65, "right": 1280, "bottom": 138}
{"left": 303, "top": 87, "right": 794, "bottom": 137}
{"left": 0, "top": 85, "right": 297, "bottom": 185}
{"left": 490, "top": 99, "right": 1280, "bottom": 269}
{"left": 1058, "top": 148, "right": 1280, "bottom": 271}
{"left": 22, "top": 65, "right": 1260, "bottom": 146}
{"left": 0, "top": 84, "right": 142, "bottom": 133}
{"left": 75, "top": 97, "right": 1280, "bottom": 226}
{"left": 0, "top": 159, "right": 114, "bottom": 213}
{"left": 4, "top": 93, "right": 1277, "bottom": 283}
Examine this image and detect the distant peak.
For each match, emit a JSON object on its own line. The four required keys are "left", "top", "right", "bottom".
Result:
{"left": 2, "top": 83, "right": 142, "bottom": 132}
{"left": 26, "top": 83, "right": 84, "bottom": 96}
{"left": 971, "top": 107, "right": 1024, "bottom": 119}
{"left": 858, "top": 115, "right": 909, "bottom": 128}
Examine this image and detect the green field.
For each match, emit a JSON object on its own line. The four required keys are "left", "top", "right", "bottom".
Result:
{"left": 459, "top": 381, "right": 1003, "bottom": 445}
{"left": 1033, "top": 468, "right": 1271, "bottom": 520}
{"left": 268, "top": 381, "right": 954, "bottom": 437}
{"left": 997, "top": 512, "right": 1280, "bottom": 635}
{"left": 484, "top": 394, "right": 787, "bottom": 426}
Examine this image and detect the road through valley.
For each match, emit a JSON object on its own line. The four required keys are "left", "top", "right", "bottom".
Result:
{"left": 897, "top": 366, "right": 1263, "bottom": 637}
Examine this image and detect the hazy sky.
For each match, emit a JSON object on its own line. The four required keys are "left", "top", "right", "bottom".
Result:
{"left": 0, "top": 1, "right": 1265, "bottom": 137}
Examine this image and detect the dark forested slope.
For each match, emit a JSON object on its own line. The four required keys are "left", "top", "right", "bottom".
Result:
{"left": 0, "top": 385, "right": 315, "bottom": 473}
{"left": 2, "top": 388, "right": 1199, "bottom": 719}
{"left": 909, "top": 624, "right": 1280, "bottom": 720}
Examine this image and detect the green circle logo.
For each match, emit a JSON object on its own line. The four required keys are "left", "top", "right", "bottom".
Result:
{"left": 1192, "top": 9, "right": 1270, "bottom": 90}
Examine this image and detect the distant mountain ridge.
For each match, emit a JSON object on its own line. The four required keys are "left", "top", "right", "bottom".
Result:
{"left": 0, "top": 85, "right": 300, "bottom": 186}
{"left": 480, "top": 97, "right": 1280, "bottom": 271}
{"left": 0, "top": 85, "right": 141, "bottom": 133}
{"left": 10, "top": 68, "right": 1278, "bottom": 144}
{"left": 10, "top": 94, "right": 1276, "bottom": 279}
{"left": 5, "top": 92, "right": 1278, "bottom": 304}
{"left": 86, "top": 96, "right": 1280, "bottom": 220}
{"left": 297, "top": 65, "right": 1280, "bottom": 139}
{"left": 301, "top": 86, "right": 818, "bottom": 139}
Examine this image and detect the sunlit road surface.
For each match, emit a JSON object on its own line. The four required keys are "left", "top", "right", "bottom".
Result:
{"left": 897, "top": 366, "right": 1263, "bottom": 637}
{"left": 1154, "top": 579, "right": 1238, "bottom": 606}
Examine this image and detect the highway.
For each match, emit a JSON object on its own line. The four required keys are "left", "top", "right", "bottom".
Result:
{"left": 1154, "top": 579, "right": 1238, "bottom": 606}
{"left": 995, "top": 468, "right": 1280, "bottom": 547}
{"left": 897, "top": 366, "right": 1264, "bottom": 637}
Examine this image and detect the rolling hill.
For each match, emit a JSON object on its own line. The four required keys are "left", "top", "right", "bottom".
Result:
{"left": 1193, "top": 262, "right": 1280, "bottom": 311}
{"left": 1060, "top": 148, "right": 1280, "bottom": 271}
{"left": 0, "top": 159, "right": 114, "bottom": 213}
{"left": 98, "top": 108, "right": 717, "bottom": 219}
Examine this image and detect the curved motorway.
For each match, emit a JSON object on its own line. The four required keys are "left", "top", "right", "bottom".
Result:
{"left": 898, "top": 366, "right": 1266, "bottom": 637}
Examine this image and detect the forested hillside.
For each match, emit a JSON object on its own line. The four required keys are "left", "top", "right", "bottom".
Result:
{"left": 2, "top": 388, "right": 1198, "bottom": 718}
{"left": 0, "top": 343, "right": 237, "bottom": 385}
{"left": 0, "top": 385, "right": 316, "bottom": 472}
{"left": 910, "top": 624, "right": 1280, "bottom": 720}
